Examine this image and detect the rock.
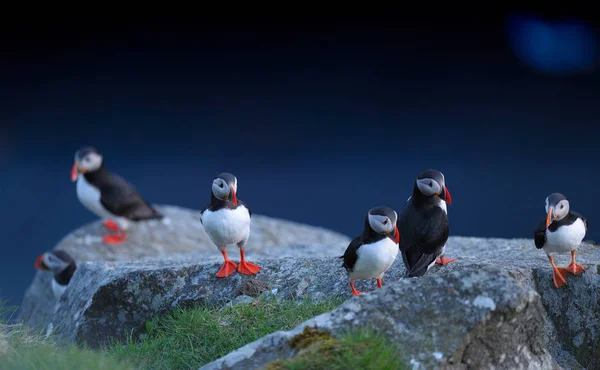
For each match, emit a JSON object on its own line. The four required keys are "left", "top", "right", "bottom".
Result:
{"left": 48, "top": 236, "right": 600, "bottom": 368}
{"left": 224, "top": 295, "right": 255, "bottom": 308}
{"left": 17, "top": 205, "right": 351, "bottom": 329}
{"left": 199, "top": 267, "right": 555, "bottom": 370}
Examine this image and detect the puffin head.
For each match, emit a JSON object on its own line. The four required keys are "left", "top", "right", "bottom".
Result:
{"left": 34, "top": 250, "right": 75, "bottom": 274}
{"left": 71, "top": 146, "right": 103, "bottom": 182}
{"left": 545, "top": 192, "right": 569, "bottom": 227}
{"left": 415, "top": 169, "right": 452, "bottom": 204}
{"left": 212, "top": 172, "right": 238, "bottom": 206}
{"left": 367, "top": 206, "right": 400, "bottom": 244}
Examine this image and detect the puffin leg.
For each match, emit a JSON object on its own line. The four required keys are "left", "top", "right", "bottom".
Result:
{"left": 350, "top": 282, "right": 361, "bottom": 296}
{"left": 103, "top": 219, "right": 120, "bottom": 231}
{"left": 103, "top": 230, "right": 127, "bottom": 244}
{"left": 376, "top": 278, "right": 383, "bottom": 288}
{"left": 566, "top": 250, "right": 585, "bottom": 275}
{"left": 435, "top": 255, "right": 456, "bottom": 265}
{"left": 216, "top": 250, "right": 237, "bottom": 278}
{"left": 237, "top": 249, "right": 261, "bottom": 275}
{"left": 548, "top": 255, "right": 567, "bottom": 288}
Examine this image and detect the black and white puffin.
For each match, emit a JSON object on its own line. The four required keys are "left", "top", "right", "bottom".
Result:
{"left": 70, "top": 146, "right": 163, "bottom": 245}
{"left": 34, "top": 250, "right": 77, "bottom": 300}
{"left": 534, "top": 192, "right": 587, "bottom": 288}
{"left": 397, "top": 169, "right": 455, "bottom": 278}
{"left": 340, "top": 206, "right": 401, "bottom": 296}
{"left": 200, "top": 172, "right": 261, "bottom": 278}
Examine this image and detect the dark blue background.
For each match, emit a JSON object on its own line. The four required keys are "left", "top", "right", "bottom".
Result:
{"left": 2, "top": 14, "right": 599, "bottom": 309}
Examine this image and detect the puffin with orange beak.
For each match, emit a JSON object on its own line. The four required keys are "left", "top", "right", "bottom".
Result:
{"left": 397, "top": 169, "right": 455, "bottom": 277}
{"left": 34, "top": 250, "right": 77, "bottom": 300}
{"left": 534, "top": 193, "right": 587, "bottom": 288}
{"left": 200, "top": 172, "right": 260, "bottom": 278}
{"left": 340, "top": 206, "right": 400, "bottom": 296}
{"left": 71, "top": 146, "right": 163, "bottom": 245}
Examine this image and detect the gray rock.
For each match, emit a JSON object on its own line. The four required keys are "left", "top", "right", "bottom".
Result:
{"left": 224, "top": 295, "right": 255, "bottom": 308}
{"left": 48, "top": 236, "right": 600, "bottom": 369}
{"left": 18, "top": 205, "right": 350, "bottom": 329}
{"left": 199, "top": 267, "right": 555, "bottom": 370}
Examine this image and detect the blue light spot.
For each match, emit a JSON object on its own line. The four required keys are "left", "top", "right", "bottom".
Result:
{"left": 506, "top": 13, "right": 598, "bottom": 74}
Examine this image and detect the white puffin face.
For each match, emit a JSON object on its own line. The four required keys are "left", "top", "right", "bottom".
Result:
{"left": 42, "top": 253, "right": 69, "bottom": 274}
{"left": 368, "top": 212, "right": 395, "bottom": 235}
{"left": 547, "top": 198, "right": 570, "bottom": 221}
{"left": 416, "top": 177, "right": 442, "bottom": 196}
{"left": 77, "top": 152, "right": 103, "bottom": 173}
{"left": 212, "top": 176, "right": 237, "bottom": 200}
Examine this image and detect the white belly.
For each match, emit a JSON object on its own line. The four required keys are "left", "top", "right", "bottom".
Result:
{"left": 77, "top": 176, "right": 113, "bottom": 218}
{"left": 76, "top": 176, "right": 129, "bottom": 229}
{"left": 349, "top": 237, "right": 398, "bottom": 281}
{"left": 544, "top": 218, "right": 586, "bottom": 254}
{"left": 201, "top": 206, "right": 251, "bottom": 247}
{"left": 52, "top": 279, "right": 67, "bottom": 300}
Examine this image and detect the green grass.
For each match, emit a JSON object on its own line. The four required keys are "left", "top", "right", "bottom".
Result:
{"left": 0, "top": 297, "right": 344, "bottom": 370}
{"left": 106, "top": 297, "right": 342, "bottom": 369}
{"left": 266, "top": 326, "right": 407, "bottom": 370}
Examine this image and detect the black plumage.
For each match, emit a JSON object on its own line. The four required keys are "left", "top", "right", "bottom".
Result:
{"left": 397, "top": 169, "right": 452, "bottom": 277}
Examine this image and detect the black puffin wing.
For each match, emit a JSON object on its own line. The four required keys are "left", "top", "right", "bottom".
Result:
{"left": 533, "top": 219, "right": 547, "bottom": 249}
{"left": 99, "top": 174, "right": 157, "bottom": 219}
{"left": 340, "top": 237, "right": 362, "bottom": 271}
{"left": 397, "top": 203, "right": 418, "bottom": 253}
{"left": 403, "top": 252, "right": 439, "bottom": 278}
{"left": 413, "top": 207, "right": 449, "bottom": 255}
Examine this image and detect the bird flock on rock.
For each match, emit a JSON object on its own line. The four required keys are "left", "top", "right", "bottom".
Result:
{"left": 34, "top": 146, "right": 589, "bottom": 300}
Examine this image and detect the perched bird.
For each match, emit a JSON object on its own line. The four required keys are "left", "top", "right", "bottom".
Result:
{"left": 340, "top": 206, "right": 400, "bottom": 296}
{"left": 534, "top": 193, "right": 587, "bottom": 288}
{"left": 200, "top": 172, "right": 261, "bottom": 278}
{"left": 34, "top": 250, "right": 77, "bottom": 300}
{"left": 397, "top": 169, "right": 454, "bottom": 278}
{"left": 71, "top": 146, "right": 163, "bottom": 245}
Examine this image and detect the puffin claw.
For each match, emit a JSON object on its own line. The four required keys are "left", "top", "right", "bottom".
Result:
{"left": 435, "top": 256, "right": 456, "bottom": 265}
{"left": 552, "top": 266, "right": 568, "bottom": 288}
{"left": 103, "top": 220, "right": 120, "bottom": 231}
{"left": 217, "top": 260, "right": 237, "bottom": 278}
{"left": 103, "top": 232, "right": 127, "bottom": 245}
{"left": 566, "top": 263, "right": 585, "bottom": 275}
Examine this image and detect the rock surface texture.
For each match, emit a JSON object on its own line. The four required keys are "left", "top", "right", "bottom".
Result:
{"left": 200, "top": 267, "right": 555, "bottom": 370}
{"left": 18, "top": 205, "right": 351, "bottom": 329}
{"left": 47, "top": 236, "right": 600, "bottom": 369}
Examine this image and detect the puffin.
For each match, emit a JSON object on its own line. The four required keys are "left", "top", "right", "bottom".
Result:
{"left": 200, "top": 172, "right": 261, "bottom": 278}
{"left": 70, "top": 146, "right": 163, "bottom": 245}
{"left": 34, "top": 250, "right": 77, "bottom": 300}
{"left": 397, "top": 169, "right": 455, "bottom": 278}
{"left": 340, "top": 206, "right": 401, "bottom": 296}
{"left": 534, "top": 192, "right": 587, "bottom": 288}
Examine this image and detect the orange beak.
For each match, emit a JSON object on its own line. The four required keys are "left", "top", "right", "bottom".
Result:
{"left": 443, "top": 185, "right": 452, "bottom": 205}
{"left": 546, "top": 207, "right": 554, "bottom": 228}
{"left": 71, "top": 162, "right": 79, "bottom": 182}
{"left": 231, "top": 187, "right": 237, "bottom": 206}
{"left": 34, "top": 254, "right": 48, "bottom": 270}
{"left": 394, "top": 225, "right": 400, "bottom": 244}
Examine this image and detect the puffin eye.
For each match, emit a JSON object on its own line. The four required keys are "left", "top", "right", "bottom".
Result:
{"left": 428, "top": 181, "right": 432, "bottom": 186}
{"left": 382, "top": 219, "right": 388, "bottom": 225}
{"left": 560, "top": 205, "right": 564, "bottom": 209}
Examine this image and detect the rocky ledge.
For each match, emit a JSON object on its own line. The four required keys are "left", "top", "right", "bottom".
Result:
{"left": 47, "top": 236, "right": 600, "bottom": 369}
{"left": 18, "top": 205, "right": 351, "bottom": 329}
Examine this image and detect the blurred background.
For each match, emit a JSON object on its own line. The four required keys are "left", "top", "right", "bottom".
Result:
{"left": 1, "top": 14, "right": 599, "bottom": 309}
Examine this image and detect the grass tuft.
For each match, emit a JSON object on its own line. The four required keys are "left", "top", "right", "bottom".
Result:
{"left": 105, "top": 296, "right": 342, "bottom": 369}
{"left": 266, "top": 326, "right": 408, "bottom": 370}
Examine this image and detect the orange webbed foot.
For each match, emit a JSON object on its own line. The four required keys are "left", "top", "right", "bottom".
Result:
{"left": 566, "top": 263, "right": 585, "bottom": 275}
{"left": 238, "top": 261, "right": 261, "bottom": 275}
{"left": 217, "top": 260, "right": 238, "bottom": 278}
{"left": 435, "top": 256, "right": 456, "bottom": 265}
{"left": 103, "top": 232, "right": 126, "bottom": 245}
{"left": 552, "top": 266, "right": 568, "bottom": 288}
